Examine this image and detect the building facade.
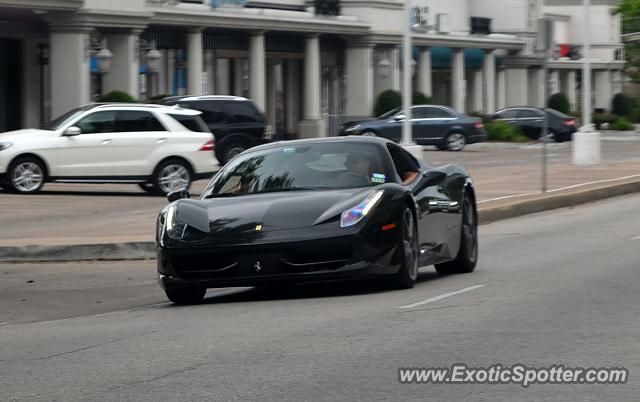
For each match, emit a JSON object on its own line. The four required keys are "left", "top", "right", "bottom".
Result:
{"left": 0, "top": 0, "right": 625, "bottom": 136}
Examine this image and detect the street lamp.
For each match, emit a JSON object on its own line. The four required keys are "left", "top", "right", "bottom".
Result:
{"left": 86, "top": 37, "right": 113, "bottom": 74}
{"left": 138, "top": 39, "right": 162, "bottom": 72}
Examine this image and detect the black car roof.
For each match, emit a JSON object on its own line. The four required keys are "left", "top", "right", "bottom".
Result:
{"left": 250, "top": 136, "right": 393, "bottom": 153}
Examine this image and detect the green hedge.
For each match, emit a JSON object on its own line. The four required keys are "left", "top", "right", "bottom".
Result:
{"left": 97, "top": 90, "right": 136, "bottom": 103}
{"left": 485, "top": 121, "right": 529, "bottom": 142}
{"left": 592, "top": 113, "right": 617, "bottom": 130}
{"left": 374, "top": 90, "right": 402, "bottom": 117}
{"left": 547, "top": 93, "right": 570, "bottom": 114}
{"left": 609, "top": 117, "right": 635, "bottom": 131}
{"left": 611, "top": 93, "right": 634, "bottom": 117}
{"left": 412, "top": 91, "right": 433, "bottom": 105}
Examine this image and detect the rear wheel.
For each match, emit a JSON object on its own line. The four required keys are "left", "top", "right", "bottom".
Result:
{"left": 6, "top": 157, "right": 46, "bottom": 194}
{"left": 165, "top": 287, "right": 206, "bottom": 305}
{"left": 152, "top": 159, "right": 192, "bottom": 196}
{"left": 445, "top": 132, "right": 466, "bottom": 151}
{"left": 435, "top": 194, "right": 478, "bottom": 275}
{"left": 217, "top": 139, "right": 251, "bottom": 164}
{"left": 388, "top": 207, "right": 419, "bottom": 289}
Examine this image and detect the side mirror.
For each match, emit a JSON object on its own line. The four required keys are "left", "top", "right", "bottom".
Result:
{"left": 413, "top": 170, "right": 447, "bottom": 194}
{"left": 63, "top": 126, "right": 81, "bottom": 136}
{"left": 393, "top": 115, "right": 405, "bottom": 121}
{"left": 167, "top": 189, "right": 190, "bottom": 203}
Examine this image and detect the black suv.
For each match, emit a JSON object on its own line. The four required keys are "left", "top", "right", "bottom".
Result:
{"left": 158, "top": 96, "right": 272, "bottom": 164}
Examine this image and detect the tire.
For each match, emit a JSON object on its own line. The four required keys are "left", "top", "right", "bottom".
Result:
{"left": 152, "top": 159, "right": 192, "bottom": 196}
{"left": 218, "top": 139, "right": 251, "bottom": 165}
{"left": 165, "top": 287, "right": 206, "bottom": 305}
{"left": 6, "top": 156, "right": 46, "bottom": 194}
{"left": 435, "top": 193, "right": 478, "bottom": 275}
{"left": 138, "top": 182, "right": 157, "bottom": 194}
{"left": 445, "top": 132, "right": 467, "bottom": 151}
{"left": 388, "top": 207, "right": 419, "bottom": 289}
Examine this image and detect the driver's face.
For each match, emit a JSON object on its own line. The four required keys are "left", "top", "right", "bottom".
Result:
{"left": 352, "top": 159, "right": 371, "bottom": 177}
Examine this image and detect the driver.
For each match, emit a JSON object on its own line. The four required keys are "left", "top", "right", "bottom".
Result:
{"left": 345, "top": 152, "right": 373, "bottom": 183}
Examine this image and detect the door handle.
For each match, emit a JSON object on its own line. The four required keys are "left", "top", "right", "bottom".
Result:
{"left": 100, "top": 139, "right": 112, "bottom": 145}
{"left": 156, "top": 138, "right": 168, "bottom": 144}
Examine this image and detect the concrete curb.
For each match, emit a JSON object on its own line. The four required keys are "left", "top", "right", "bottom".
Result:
{"left": 2, "top": 180, "right": 639, "bottom": 263}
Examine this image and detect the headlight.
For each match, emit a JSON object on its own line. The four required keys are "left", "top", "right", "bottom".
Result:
{"left": 340, "top": 190, "right": 384, "bottom": 228}
{"left": 163, "top": 205, "right": 189, "bottom": 240}
{"left": 344, "top": 124, "right": 361, "bottom": 132}
{"left": 0, "top": 142, "right": 13, "bottom": 151}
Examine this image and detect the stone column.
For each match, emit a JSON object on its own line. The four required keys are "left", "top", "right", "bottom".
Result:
{"left": 612, "top": 69, "right": 623, "bottom": 95}
{"left": 187, "top": 29, "right": 203, "bottom": 95}
{"left": 389, "top": 46, "right": 401, "bottom": 91}
{"left": 451, "top": 48, "right": 465, "bottom": 112}
{"left": 496, "top": 68, "right": 506, "bottom": 110}
{"left": 286, "top": 59, "right": 300, "bottom": 134}
{"left": 103, "top": 30, "right": 140, "bottom": 99}
{"left": 564, "top": 69, "right": 577, "bottom": 111}
{"left": 482, "top": 50, "right": 496, "bottom": 114}
{"left": 528, "top": 68, "right": 545, "bottom": 107}
{"left": 417, "top": 47, "right": 432, "bottom": 97}
{"left": 215, "top": 58, "right": 230, "bottom": 95}
{"left": 505, "top": 67, "right": 528, "bottom": 107}
{"left": 298, "top": 34, "right": 324, "bottom": 138}
{"left": 250, "top": 32, "right": 266, "bottom": 110}
{"left": 50, "top": 29, "right": 91, "bottom": 118}
{"left": 594, "top": 70, "right": 611, "bottom": 111}
{"left": 471, "top": 70, "right": 483, "bottom": 113}
{"left": 549, "top": 70, "right": 560, "bottom": 95}
{"left": 345, "top": 43, "right": 374, "bottom": 121}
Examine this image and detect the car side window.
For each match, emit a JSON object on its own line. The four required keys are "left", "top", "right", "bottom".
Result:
{"left": 425, "top": 107, "right": 453, "bottom": 118}
{"left": 116, "top": 111, "right": 166, "bottom": 132}
{"left": 387, "top": 144, "right": 420, "bottom": 183}
{"left": 181, "top": 101, "right": 226, "bottom": 125}
{"left": 224, "top": 102, "right": 264, "bottom": 123}
{"left": 412, "top": 107, "right": 430, "bottom": 119}
{"left": 74, "top": 111, "right": 117, "bottom": 134}
{"left": 518, "top": 109, "right": 543, "bottom": 119}
{"left": 496, "top": 110, "right": 518, "bottom": 119}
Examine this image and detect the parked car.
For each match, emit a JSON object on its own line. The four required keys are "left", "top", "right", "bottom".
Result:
{"left": 157, "top": 95, "right": 272, "bottom": 164}
{"left": 492, "top": 107, "right": 577, "bottom": 142}
{"left": 0, "top": 104, "right": 217, "bottom": 195}
{"left": 339, "top": 105, "right": 486, "bottom": 151}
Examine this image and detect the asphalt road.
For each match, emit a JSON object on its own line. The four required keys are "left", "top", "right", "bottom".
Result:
{"left": 1, "top": 194, "right": 639, "bottom": 400}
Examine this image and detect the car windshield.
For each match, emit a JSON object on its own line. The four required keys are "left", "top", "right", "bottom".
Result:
{"left": 377, "top": 108, "right": 400, "bottom": 119}
{"left": 203, "top": 142, "right": 391, "bottom": 198}
{"left": 42, "top": 105, "right": 95, "bottom": 130}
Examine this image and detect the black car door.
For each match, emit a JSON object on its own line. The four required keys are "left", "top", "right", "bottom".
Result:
{"left": 387, "top": 143, "right": 451, "bottom": 263}
{"left": 517, "top": 108, "right": 545, "bottom": 139}
{"left": 493, "top": 108, "right": 519, "bottom": 127}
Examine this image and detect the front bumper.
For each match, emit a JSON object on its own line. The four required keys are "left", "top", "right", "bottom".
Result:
{"left": 157, "top": 233, "right": 399, "bottom": 289}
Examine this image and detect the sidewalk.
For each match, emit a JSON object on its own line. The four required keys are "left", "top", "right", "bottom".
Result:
{"left": 1, "top": 136, "right": 639, "bottom": 252}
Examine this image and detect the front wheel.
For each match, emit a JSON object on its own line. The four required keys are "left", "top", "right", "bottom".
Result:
{"left": 165, "top": 287, "right": 206, "bottom": 305}
{"left": 445, "top": 132, "right": 467, "bottom": 151}
{"left": 6, "top": 157, "right": 46, "bottom": 194}
{"left": 152, "top": 159, "right": 192, "bottom": 196}
{"left": 388, "top": 207, "right": 419, "bottom": 289}
{"left": 217, "top": 140, "right": 250, "bottom": 165}
{"left": 435, "top": 194, "right": 478, "bottom": 275}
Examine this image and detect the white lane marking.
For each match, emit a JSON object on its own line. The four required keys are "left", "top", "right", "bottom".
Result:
{"left": 479, "top": 193, "right": 539, "bottom": 203}
{"left": 478, "top": 173, "right": 640, "bottom": 204}
{"left": 398, "top": 284, "right": 487, "bottom": 309}
{"left": 631, "top": 235, "right": 640, "bottom": 240}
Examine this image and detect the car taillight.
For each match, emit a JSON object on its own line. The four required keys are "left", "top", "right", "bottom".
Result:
{"left": 473, "top": 121, "right": 484, "bottom": 129}
{"left": 199, "top": 139, "right": 215, "bottom": 151}
{"left": 565, "top": 119, "right": 576, "bottom": 126}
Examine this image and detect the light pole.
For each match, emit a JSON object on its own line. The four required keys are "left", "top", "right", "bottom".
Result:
{"left": 572, "top": 0, "right": 601, "bottom": 165}
{"left": 401, "top": 0, "right": 424, "bottom": 160}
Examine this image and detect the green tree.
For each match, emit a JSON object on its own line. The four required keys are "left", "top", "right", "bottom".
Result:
{"left": 617, "top": 0, "right": 640, "bottom": 83}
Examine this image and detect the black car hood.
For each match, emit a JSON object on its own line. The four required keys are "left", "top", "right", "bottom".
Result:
{"left": 175, "top": 187, "right": 376, "bottom": 235}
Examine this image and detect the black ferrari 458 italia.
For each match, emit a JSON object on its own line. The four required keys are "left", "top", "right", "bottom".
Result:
{"left": 156, "top": 137, "right": 478, "bottom": 304}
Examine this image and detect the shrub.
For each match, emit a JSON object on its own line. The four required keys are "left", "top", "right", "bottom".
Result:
{"left": 97, "top": 90, "right": 136, "bottom": 103}
{"left": 412, "top": 91, "right": 433, "bottom": 105}
{"left": 148, "top": 93, "right": 172, "bottom": 102}
{"left": 547, "top": 93, "right": 570, "bottom": 114}
{"left": 374, "top": 90, "right": 402, "bottom": 117}
{"left": 592, "top": 113, "right": 617, "bottom": 130}
{"left": 611, "top": 93, "right": 634, "bottom": 117}
{"left": 609, "top": 117, "right": 635, "bottom": 131}
{"left": 485, "top": 121, "right": 529, "bottom": 142}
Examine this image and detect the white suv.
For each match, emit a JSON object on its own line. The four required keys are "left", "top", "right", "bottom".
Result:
{"left": 0, "top": 104, "right": 217, "bottom": 195}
